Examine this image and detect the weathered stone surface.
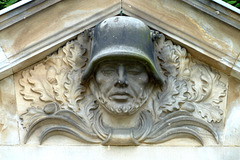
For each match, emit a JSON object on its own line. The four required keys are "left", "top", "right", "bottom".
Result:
{"left": 223, "top": 77, "right": 240, "bottom": 146}
{"left": 231, "top": 54, "right": 240, "bottom": 80}
{"left": 182, "top": 0, "right": 240, "bottom": 30}
{"left": 0, "top": 76, "right": 19, "bottom": 145}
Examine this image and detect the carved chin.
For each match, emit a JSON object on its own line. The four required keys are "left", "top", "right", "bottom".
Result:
{"left": 94, "top": 92, "right": 150, "bottom": 115}
{"left": 100, "top": 100, "right": 142, "bottom": 115}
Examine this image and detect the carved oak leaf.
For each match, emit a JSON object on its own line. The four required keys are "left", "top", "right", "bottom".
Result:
{"left": 63, "top": 31, "right": 90, "bottom": 110}
{"left": 173, "top": 45, "right": 191, "bottom": 79}
{"left": 45, "top": 50, "right": 70, "bottom": 106}
{"left": 207, "top": 70, "right": 226, "bottom": 105}
{"left": 155, "top": 34, "right": 190, "bottom": 79}
{"left": 186, "top": 63, "right": 225, "bottom": 122}
{"left": 77, "top": 96, "right": 98, "bottom": 128}
{"left": 158, "top": 45, "right": 179, "bottom": 76}
{"left": 28, "top": 63, "right": 55, "bottom": 102}
{"left": 45, "top": 49, "right": 70, "bottom": 74}
{"left": 20, "top": 106, "right": 45, "bottom": 130}
{"left": 146, "top": 87, "right": 174, "bottom": 122}
{"left": 146, "top": 92, "right": 162, "bottom": 121}
{"left": 154, "top": 33, "right": 226, "bottom": 123}
{"left": 64, "top": 70, "right": 86, "bottom": 111}
{"left": 19, "top": 70, "right": 40, "bottom": 102}
{"left": 157, "top": 76, "right": 187, "bottom": 112}
{"left": 195, "top": 103, "right": 223, "bottom": 123}
{"left": 51, "top": 70, "right": 69, "bottom": 107}
{"left": 64, "top": 32, "right": 89, "bottom": 70}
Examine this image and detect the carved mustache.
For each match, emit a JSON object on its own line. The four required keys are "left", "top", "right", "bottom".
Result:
{"left": 108, "top": 91, "right": 133, "bottom": 99}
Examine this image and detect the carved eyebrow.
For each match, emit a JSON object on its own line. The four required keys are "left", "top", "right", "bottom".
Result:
{"left": 125, "top": 64, "right": 145, "bottom": 70}
{"left": 99, "top": 64, "right": 117, "bottom": 69}
{"left": 97, "top": 61, "right": 146, "bottom": 71}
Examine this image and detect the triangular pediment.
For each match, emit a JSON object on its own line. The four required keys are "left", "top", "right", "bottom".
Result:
{"left": 1, "top": 1, "right": 240, "bottom": 158}
{"left": 0, "top": 0, "right": 239, "bottom": 80}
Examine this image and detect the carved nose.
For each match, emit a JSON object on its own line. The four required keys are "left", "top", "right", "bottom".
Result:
{"left": 114, "top": 66, "right": 128, "bottom": 88}
{"left": 115, "top": 79, "right": 128, "bottom": 88}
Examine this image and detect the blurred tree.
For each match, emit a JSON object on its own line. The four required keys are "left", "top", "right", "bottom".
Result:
{"left": 0, "top": 0, "right": 21, "bottom": 10}
{"left": 222, "top": 0, "right": 240, "bottom": 9}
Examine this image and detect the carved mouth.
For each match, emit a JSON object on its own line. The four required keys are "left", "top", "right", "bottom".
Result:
{"left": 109, "top": 92, "right": 132, "bottom": 102}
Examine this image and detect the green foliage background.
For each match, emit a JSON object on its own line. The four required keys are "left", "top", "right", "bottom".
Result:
{"left": 0, "top": 0, "right": 21, "bottom": 10}
{"left": 222, "top": 0, "right": 240, "bottom": 8}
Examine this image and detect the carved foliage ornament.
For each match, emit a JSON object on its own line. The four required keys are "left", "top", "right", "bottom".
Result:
{"left": 19, "top": 16, "right": 226, "bottom": 145}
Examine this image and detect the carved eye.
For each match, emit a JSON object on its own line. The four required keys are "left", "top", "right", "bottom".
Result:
{"left": 127, "top": 67, "right": 143, "bottom": 75}
{"left": 127, "top": 70, "right": 142, "bottom": 75}
{"left": 101, "top": 69, "right": 115, "bottom": 76}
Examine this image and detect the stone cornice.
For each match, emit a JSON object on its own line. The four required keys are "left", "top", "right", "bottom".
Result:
{"left": 0, "top": 0, "right": 61, "bottom": 31}
{"left": 182, "top": 0, "right": 240, "bottom": 30}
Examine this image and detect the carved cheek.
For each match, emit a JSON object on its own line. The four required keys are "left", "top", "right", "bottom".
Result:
{"left": 135, "top": 73, "right": 149, "bottom": 87}
{"left": 139, "top": 73, "right": 149, "bottom": 84}
{"left": 95, "top": 72, "right": 114, "bottom": 95}
{"left": 128, "top": 73, "right": 149, "bottom": 96}
{"left": 95, "top": 72, "right": 103, "bottom": 83}
{"left": 95, "top": 73, "right": 106, "bottom": 90}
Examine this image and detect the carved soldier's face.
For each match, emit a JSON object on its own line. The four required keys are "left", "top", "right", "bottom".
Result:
{"left": 90, "top": 60, "right": 152, "bottom": 115}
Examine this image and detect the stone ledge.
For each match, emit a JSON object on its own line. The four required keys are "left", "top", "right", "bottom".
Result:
{"left": 0, "top": 146, "right": 239, "bottom": 160}
{"left": 182, "top": 0, "right": 240, "bottom": 30}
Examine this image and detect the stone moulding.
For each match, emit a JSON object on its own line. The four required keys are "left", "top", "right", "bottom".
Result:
{"left": 182, "top": 0, "right": 240, "bottom": 30}
{"left": 0, "top": 0, "right": 61, "bottom": 31}
{"left": 19, "top": 21, "right": 227, "bottom": 146}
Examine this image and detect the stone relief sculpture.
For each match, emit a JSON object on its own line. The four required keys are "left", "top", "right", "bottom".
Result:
{"left": 19, "top": 16, "right": 227, "bottom": 145}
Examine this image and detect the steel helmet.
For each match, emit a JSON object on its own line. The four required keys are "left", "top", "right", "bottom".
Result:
{"left": 81, "top": 16, "right": 164, "bottom": 84}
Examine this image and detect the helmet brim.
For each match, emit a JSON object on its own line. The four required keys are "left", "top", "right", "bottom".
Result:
{"left": 81, "top": 46, "right": 164, "bottom": 85}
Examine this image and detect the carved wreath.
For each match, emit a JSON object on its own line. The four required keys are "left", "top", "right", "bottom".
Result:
{"left": 19, "top": 30, "right": 226, "bottom": 145}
